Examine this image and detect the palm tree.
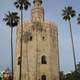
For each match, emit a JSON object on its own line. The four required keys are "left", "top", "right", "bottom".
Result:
{"left": 3, "top": 11, "right": 19, "bottom": 80}
{"left": 14, "top": 0, "right": 31, "bottom": 80}
{"left": 77, "top": 14, "right": 80, "bottom": 24}
{"left": 62, "top": 6, "right": 77, "bottom": 71}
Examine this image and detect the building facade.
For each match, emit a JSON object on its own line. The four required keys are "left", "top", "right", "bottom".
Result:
{"left": 14, "top": 0, "right": 59, "bottom": 80}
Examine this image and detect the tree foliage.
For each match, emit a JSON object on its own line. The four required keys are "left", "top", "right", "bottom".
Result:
{"left": 14, "top": 0, "right": 31, "bottom": 10}
{"left": 62, "top": 6, "right": 76, "bottom": 21}
{"left": 3, "top": 11, "right": 19, "bottom": 27}
{"left": 0, "top": 77, "right": 2, "bottom": 80}
{"left": 60, "top": 62, "right": 80, "bottom": 80}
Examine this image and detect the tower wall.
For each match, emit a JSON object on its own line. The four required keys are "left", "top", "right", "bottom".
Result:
{"left": 14, "top": 21, "right": 59, "bottom": 80}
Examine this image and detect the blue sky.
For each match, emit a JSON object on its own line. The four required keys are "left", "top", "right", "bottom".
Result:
{"left": 0, "top": 0, "right": 80, "bottom": 73}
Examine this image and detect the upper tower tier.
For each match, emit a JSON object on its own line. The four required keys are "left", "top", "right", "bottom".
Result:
{"left": 31, "top": 0, "right": 44, "bottom": 22}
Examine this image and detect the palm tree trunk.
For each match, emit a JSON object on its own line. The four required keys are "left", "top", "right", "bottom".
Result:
{"left": 26, "top": 42, "right": 30, "bottom": 80}
{"left": 69, "top": 20, "right": 77, "bottom": 71}
{"left": 11, "top": 27, "right": 13, "bottom": 80}
{"left": 19, "top": 9, "right": 23, "bottom": 80}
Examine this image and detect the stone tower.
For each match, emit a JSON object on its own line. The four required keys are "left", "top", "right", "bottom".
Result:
{"left": 14, "top": 0, "right": 59, "bottom": 80}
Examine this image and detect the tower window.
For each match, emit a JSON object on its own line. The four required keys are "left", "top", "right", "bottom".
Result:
{"left": 41, "top": 55, "right": 47, "bottom": 64}
{"left": 41, "top": 75, "right": 46, "bottom": 80}
{"left": 42, "top": 36, "right": 45, "bottom": 40}
{"left": 17, "top": 56, "right": 21, "bottom": 65}
{"left": 30, "top": 36, "right": 32, "bottom": 41}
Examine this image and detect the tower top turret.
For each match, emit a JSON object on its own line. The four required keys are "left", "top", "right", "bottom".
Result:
{"left": 33, "top": 0, "right": 42, "bottom": 5}
{"left": 31, "top": 0, "right": 44, "bottom": 22}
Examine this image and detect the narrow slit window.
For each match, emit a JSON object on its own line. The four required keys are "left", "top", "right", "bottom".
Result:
{"left": 30, "top": 36, "right": 32, "bottom": 41}
{"left": 17, "top": 56, "right": 21, "bottom": 65}
{"left": 42, "top": 36, "right": 45, "bottom": 40}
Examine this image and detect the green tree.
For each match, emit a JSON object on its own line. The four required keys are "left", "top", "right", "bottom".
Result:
{"left": 65, "top": 62, "right": 80, "bottom": 80}
{"left": 59, "top": 71, "right": 65, "bottom": 80}
{"left": 3, "top": 11, "right": 19, "bottom": 80}
{"left": 0, "top": 76, "right": 2, "bottom": 80}
{"left": 14, "top": 0, "right": 31, "bottom": 80}
{"left": 76, "top": 62, "right": 80, "bottom": 73}
{"left": 74, "top": 62, "right": 80, "bottom": 80}
{"left": 65, "top": 73, "right": 73, "bottom": 80}
{"left": 62, "top": 6, "right": 77, "bottom": 71}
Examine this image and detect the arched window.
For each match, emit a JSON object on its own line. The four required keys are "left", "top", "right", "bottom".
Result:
{"left": 41, "top": 55, "right": 47, "bottom": 64}
{"left": 41, "top": 75, "right": 46, "bottom": 80}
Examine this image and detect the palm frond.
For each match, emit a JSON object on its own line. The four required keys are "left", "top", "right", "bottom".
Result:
{"left": 3, "top": 17, "right": 8, "bottom": 21}
{"left": 77, "top": 14, "right": 80, "bottom": 24}
{"left": 14, "top": 2, "right": 18, "bottom": 5}
{"left": 24, "top": 4, "right": 28, "bottom": 10}
{"left": 26, "top": 1, "right": 31, "bottom": 6}
{"left": 71, "top": 10, "right": 76, "bottom": 17}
